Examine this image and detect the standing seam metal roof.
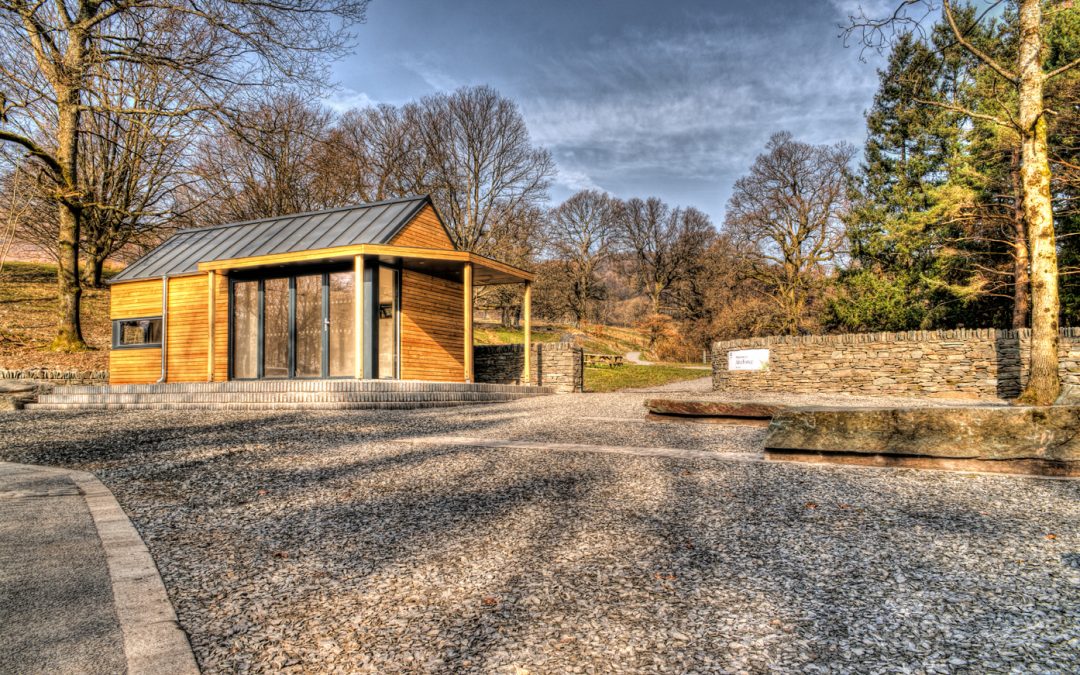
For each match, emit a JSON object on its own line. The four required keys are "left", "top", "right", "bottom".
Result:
{"left": 110, "top": 196, "right": 439, "bottom": 282}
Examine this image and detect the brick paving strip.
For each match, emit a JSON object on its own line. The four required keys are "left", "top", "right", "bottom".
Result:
{"left": 0, "top": 462, "right": 199, "bottom": 675}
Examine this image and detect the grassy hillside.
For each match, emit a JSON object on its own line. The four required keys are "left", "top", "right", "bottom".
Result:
{"left": 0, "top": 262, "right": 112, "bottom": 371}
{"left": 475, "top": 321, "right": 647, "bottom": 356}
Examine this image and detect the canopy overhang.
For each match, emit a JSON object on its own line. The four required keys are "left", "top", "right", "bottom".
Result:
{"left": 195, "top": 243, "right": 532, "bottom": 286}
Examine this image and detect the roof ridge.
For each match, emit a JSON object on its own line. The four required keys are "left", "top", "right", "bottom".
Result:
{"left": 172, "top": 195, "right": 431, "bottom": 236}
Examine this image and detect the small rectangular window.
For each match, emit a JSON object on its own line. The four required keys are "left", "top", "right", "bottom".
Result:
{"left": 112, "top": 317, "right": 162, "bottom": 348}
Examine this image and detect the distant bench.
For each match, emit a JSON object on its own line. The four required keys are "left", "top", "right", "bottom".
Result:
{"left": 585, "top": 353, "right": 624, "bottom": 368}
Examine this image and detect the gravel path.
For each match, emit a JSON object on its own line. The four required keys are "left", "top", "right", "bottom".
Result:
{"left": 622, "top": 376, "right": 713, "bottom": 393}
{"left": 0, "top": 391, "right": 1077, "bottom": 673}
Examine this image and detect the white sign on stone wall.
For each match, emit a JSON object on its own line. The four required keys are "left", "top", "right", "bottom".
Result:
{"left": 728, "top": 349, "right": 769, "bottom": 371}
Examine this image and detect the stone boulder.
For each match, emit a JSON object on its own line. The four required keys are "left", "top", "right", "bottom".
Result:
{"left": 0, "top": 381, "right": 49, "bottom": 410}
{"left": 765, "top": 405, "right": 1080, "bottom": 462}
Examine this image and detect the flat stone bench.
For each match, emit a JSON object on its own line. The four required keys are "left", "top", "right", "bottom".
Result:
{"left": 765, "top": 405, "right": 1080, "bottom": 477}
{"left": 645, "top": 399, "right": 788, "bottom": 426}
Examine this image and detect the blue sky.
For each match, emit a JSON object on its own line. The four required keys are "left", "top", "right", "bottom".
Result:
{"left": 327, "top": 0, "right": 888, "bottom": 223}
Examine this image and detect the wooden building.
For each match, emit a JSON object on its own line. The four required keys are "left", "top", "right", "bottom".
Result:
{"left": 107, "top": 196, "right": 533, "bottom": 385}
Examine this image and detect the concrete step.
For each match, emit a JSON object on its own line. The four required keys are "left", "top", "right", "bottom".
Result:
{"left": 52, "top": 380, "right": 553, "bottom": 395}
{"left": 36, "top": 392, "right": 538, "bottom": 405}
{"left": 28, "top": 379, "right": 553, "bottom": 411}
{"left": 25, "top": 400, "right": 502, "bottom": 411}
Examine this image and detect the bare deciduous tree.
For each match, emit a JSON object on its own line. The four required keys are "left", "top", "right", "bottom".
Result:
{"left": 78, "top": 57, "right": 203, "bottom": 286}
{"left": 316, "top": 104, "right": 428, "bottom": 205}
{"left": 410, "top": 86, "right": 555, "bottom": 256}
{"left": 619, "top": 196, "right": 717, "bottom": 319}
{"left": 724, "top": 132, "right": 853, "bottom": 335}
{"left": 843, "top": 0, "right": 1080, "bottom": 404}
{"left": 0, "top": 0, "right": 368, "bottom": 350}
{"left": 184, "top": 93, "right": 332, "bottom": 226}
{"left": 545, "top": 190, "right": 619, "bottom": 325}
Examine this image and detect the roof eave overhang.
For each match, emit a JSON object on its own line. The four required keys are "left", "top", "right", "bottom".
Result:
{"left": 195, "top": 244, "right": 534, "bottom": 284}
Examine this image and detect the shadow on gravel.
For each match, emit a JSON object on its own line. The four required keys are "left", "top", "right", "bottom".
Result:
{"left": 2, "top": 409, "right": 1078, "bottom": 672}
{"left": 0, "top": 407, "right": 519, "bottom": 470}
{"left": 661, "top": 463, "right": 1080, "bottom": 672}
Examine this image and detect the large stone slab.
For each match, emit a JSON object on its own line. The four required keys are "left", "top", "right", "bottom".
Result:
{"left": 765, "top": 405, "right": 1080, "bottom": 462}
{"left": 645, "top": 398, "right": 787, "bottom": 419}
{"left": 0, "top": 381, "right": 46, "bottom": 410}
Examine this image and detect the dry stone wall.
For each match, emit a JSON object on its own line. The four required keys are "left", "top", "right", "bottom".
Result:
{"left": 0, "top": 369, "right": 108, "bottom": 387}
{"left": 712, "top": 328, "right": 1080, "bottom": 400}
{"left": 474, "top": 343, "right": 584, "bottom": 393}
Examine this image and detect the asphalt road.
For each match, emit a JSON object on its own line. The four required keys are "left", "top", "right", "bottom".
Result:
{"left": 0, "top": 464, "right": 125, "bottom": 675}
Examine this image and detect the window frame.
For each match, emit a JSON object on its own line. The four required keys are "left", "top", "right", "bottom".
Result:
{"left": 228, "top": 263, "right": 359, "bottom": 380}
{"left": 111, "top": 316, "right": 163, "bottom": 350}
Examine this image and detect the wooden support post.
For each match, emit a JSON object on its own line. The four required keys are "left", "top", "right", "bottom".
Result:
{"left": 354, "top": 255, "right": 364, "bottom": 379}
{"left": 522, "top": 281, "right": 532, "bottom": 385}
{"left": 207, "top": 271, "right": 216, "bottom": 382}
{"left": 464, "top": 262, "right": 474, "bottom": 383}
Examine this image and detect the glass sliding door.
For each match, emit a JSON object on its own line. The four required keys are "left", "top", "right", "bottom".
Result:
{"left": 233, "top": 280, "right": 259, "bottom": 379}
{"left": 263, "top": 277, "right": 290, "bottom": 379}
{"left": 328, "top": 271, "right": 355, "bottom": 377}
{"left": 294, "top": 274, "right": 323, "bottom": 378}
{"left": 230, "top": 268, "right": 357, "bottom": 380}
{"left": 378, "top": 266, "right": 399, "bottom": 379}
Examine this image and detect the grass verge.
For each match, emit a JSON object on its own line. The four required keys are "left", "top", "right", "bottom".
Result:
{"left": 585, "top": 364, "right": 707, "bottom": 393}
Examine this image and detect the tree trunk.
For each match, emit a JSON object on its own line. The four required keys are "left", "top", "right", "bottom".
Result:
{"left": 53, "top": 201, "right": 84, "bottom": 350}
{"left": 51, "top": 81, "right": 87, "bottom": 351}
{"left": 1010, "top": 148, "right": 1030, "bottom": 329}
{"left": 1016, "top": 0, "right": 1059, "bottom": 405}
{"left": 82, "top": 244, "right": 107, "bottom": 288}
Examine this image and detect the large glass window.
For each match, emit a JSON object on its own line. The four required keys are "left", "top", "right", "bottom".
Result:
{"left": 295, "top": 274, "right": 323, "bottom": 378}
{"left": 232, "top": 281, "right": 259, "bottom": 378}
{"left": 231, "top": 269, "right": 359, "bottom": 380}
{"left": 328, "top": 271, "right": 355, "bottom": 377}
{"left": 263, "top": 277, "right": 289, "bottom": 379}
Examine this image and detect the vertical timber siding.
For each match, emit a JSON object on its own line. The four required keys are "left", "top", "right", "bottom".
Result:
{"left": 391, "top": 204, "right": 455, "bottom": 249}
{"left": 109, "top": 279, "right": 164, "bottom": 384}
{"left": 400, "top": 269, "right": 464, "bottom": 381}
{"left": 213, "top": 274, "right": 229, "bottom": 381}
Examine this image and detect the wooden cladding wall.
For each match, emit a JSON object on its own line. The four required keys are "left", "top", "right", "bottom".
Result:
{"left": 109, "top": 273, "right": 224, "bottom": 384}
{"left": 213, "top": 273, "right": 229, "bottom": 382}
{"left": 110, "top": 279, "right": 162, "bottom": 319}
{"left": 400, "top": 269, "right": 464, "bottom": 381}
{"left": 109, "top": 347, "right": 162, "bottom": 385}
{"left": 166, "top": 275, "right": 210, "bottom": 383}
{"left": 110, "top": 278, "right": 164, "bottom": 384}
{"left": 391, "top": 204, "right": 455, "bottom": 250}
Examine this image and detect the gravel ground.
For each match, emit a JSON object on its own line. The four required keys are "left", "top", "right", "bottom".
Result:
{"left": 1, "top": 391, "right": 1077, "bottom": 673}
